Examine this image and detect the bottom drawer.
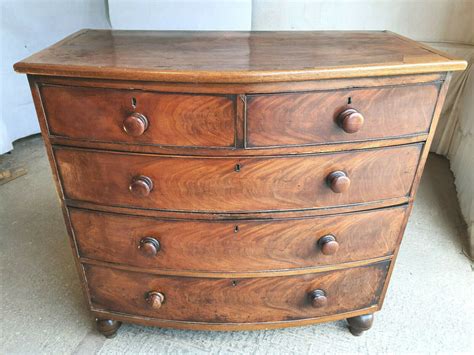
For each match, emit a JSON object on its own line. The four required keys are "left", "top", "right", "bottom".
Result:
{"left": 85, "top": 261, "right": 389, "bottom": 323}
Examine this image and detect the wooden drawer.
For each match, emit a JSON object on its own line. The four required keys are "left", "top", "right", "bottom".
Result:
{"left": 71, "top": 206, "right": 406, "bottom": 272}
{"left": 55, "top": 144, "right": 421, "bottom": 213}
{"left": 85, "top": 261, "right": 389, "bottom": 323}
{"left": 246, "top": 83, "right": 439, "bottom": 147}
{"left": 39, "top": 85, "right": 236, "bottom": 148}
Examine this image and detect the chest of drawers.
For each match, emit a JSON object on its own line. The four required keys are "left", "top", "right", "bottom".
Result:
{"left": 15, "top": 30, "right": 466, "bottom": 337}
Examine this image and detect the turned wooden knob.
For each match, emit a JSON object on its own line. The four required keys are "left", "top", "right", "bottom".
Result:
{"left": 310, "top": 289, "right": 327, "bottom": 308}
{"left": 318, "top": 234, "right": 339, "bottom": 255}
{"left": 129, "top": 175, "right": 153, "bottom": 197}
{"left": 146, "top": 291, "right": 165, "bottom": 309}
{"left": 123, "top": 112, "right": 149, "bottom": 136}
{"left": 139, "top": 237, "right": 161, "bottom": 257}
{"left": 337, "top": 108, "right": 364, "bottom": 133}
{"left": 327, "top": 171, "right": 350, "bottom": 193}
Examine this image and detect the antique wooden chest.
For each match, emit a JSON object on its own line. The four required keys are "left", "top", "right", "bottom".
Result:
{"left": 14, "top": 30, "right": 466, "bottom": 337}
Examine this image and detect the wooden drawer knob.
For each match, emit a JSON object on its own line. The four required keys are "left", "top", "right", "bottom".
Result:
{"left": 337, "top": 108, "right": 364, "bottom": 133}
{"left": 123, "top": 112, "right": 149, "bottom": 136}
{"left": 146, "top": 291, "right": 165, "bottom": 309}
{"left": 129, "top": 175, "right": 153, "bottom": 197}
{"left": 327, "top": 171, "right": 350, "bottom": 193}
{"left": 139, "top": 237, "right": 161, "bottom": 257}
{"left": 318, "top": 235, "right": 339, "bottom": 255}
{"left": 310, "top": 289, "right": 328, "bottom": 308}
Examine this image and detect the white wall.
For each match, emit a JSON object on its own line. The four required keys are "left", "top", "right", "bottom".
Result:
{"left": 109, "top": 0, "right": 251, "bottom": 30}
{"left": 1, "top": 0, "right": 110, "bottom": 154}
{"left": 251, "top": 0, "right": 473, "bottom": 43}
{"left": 450, "top": 65, "right": 473, "bottom": 256}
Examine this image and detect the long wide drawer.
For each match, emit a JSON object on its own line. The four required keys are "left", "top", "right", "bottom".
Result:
{"left": 246, "top": 83, "right": 439, "bottom": 147}
{"left": 55, "top": 144, "right": 421, "bottom": 212}
{"left": 85, "top": 261, "right": 389, "bottom": 323}
{"left": 71, "top": 206, "right": 406, "bottom": 272}
{"left": 39, "top": 85, "right": 236, "bottom": 148}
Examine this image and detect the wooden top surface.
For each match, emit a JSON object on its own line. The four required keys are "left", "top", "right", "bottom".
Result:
{"left": 14, "top": 29, "right": 466, "bottom": 83}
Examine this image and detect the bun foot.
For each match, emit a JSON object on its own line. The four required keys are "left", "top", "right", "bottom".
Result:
{"left": 346, "top": 313, "right": 374, "bottom": 336}
{"left": 96, "top": 318, "right": 122, "bottom": 338}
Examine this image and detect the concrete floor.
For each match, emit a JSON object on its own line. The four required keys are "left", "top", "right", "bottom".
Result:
{"left": 1, "top": 135, "right": 473, "bottom": 354}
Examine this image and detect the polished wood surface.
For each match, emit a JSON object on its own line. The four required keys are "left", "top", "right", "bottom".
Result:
{"left": 17, "top": 30, "right": 465, "bottom": 336}
{"left": 40, "top": 85, "right": 236, "bottom": 148}
{"left": 14, "top": 30, "right": 466, "bottom": 82}
{"left": 347, "top": 313, "right": 374, "bottom": 336}
{"left": 318, "top": 235, "right": 340, "bottom": 256}
{"left": 55, "top": 144, "right": 421, "bottom": 213}
{"left": 246, "top": 83, "right": 439, "bottom": 147}
{"left": 85, "top": 261, "right": 389, "bottom": 323}
{"left": 146, "top": 292, "right": 165, "bottom": 310}
{"left": 91, "top": 306, "right": 379, "bottom": 331}
{"left": 310, "top": 289, "right": 328, "bottom": 308}
{"left": 34, "top": 72, "right": 446, "bottom": 94}
{"left": 96, "top": 319, "right": 122, "bottom": 338}
{"left": 327, "top": 171, "right": 351, "bottom": 194}
{"left": 337, "top": 108, "right": 365, "bottom": 134}
{"left": 70, "top": 206, "right": 406, "bottom": 272}
{"left": 123, "top": 113, "right": 149, "bottom": 137}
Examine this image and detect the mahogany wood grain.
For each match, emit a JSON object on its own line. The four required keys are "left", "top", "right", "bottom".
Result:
{"left": 247, "top": 83, "right": 439, "bottom": 147}
{"left": 66, "top": 197, "right": 410, "bottom": 221}
{"left": 55, "top": 144, "right": 421, "bottom": 213}
{"left": 50, "top": 133, "right": 428, "bottom": 157}
{"left": 16, "top": 31, "right": 465, "bottom": 336}
{"left": 14, "top": 30, "right": 466, "bottom": 82}
{"left": 39, "top": 85, "right": 236, "bottom": 148}
{"left": 81, "top": 255, "right": 392, "bottom": 279}
{"left": 70, "top": 206, "right": 406, "bottom": 272}
{"left": 90, "top": 306, "right": 379, "bottom": 331}
{"left": 32, "top": 73, "right": 445, "bottom": 95}
{"left": 85, "top": 261, "right": 389, "bottom": 323}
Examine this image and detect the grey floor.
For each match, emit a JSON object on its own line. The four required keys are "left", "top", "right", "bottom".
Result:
{"left": 1, "top": 135, "right": 473, "bottom": 354}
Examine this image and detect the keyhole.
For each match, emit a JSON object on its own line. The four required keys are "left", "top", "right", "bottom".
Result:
{"left": 234, "top": 164, "right": 241, "bottom": 172}
{"left": 231, "top": 280, "right": 238, "bottom": 287}
{"left": 234, "top": 225, "right": 239, "bottom": 233}
{"left": 347, "top": 97, "right": 352, "bottom": 105}
{"left": 131, "top": 97, "right": 137, "bottom": 108}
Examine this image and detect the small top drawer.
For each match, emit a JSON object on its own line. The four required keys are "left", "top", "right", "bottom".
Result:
{"left": 246, "top": 83, "right": 439, "bottom": 147}
{"left": 39, "top": 85, "right": 236, "bottom": 148}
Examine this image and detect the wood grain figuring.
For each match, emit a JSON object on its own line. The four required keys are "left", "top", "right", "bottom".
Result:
{"left": 70, "top": 206, "right": 406, "bottom": 272}
{"left": 66, "top": 198, "right": 411, "bottom": 221}
{"left": 40, "top": 85, "right": 235, "bottom": 147}
{"left": 55, "top": 145, "right": 421, "bottom": 212}
{"left": 81, "top": 256, "right": 392, "bottom": 279}
{"left": 15, "top": 31, "right": 465, "bottom": 336}
{"left": 14, "top": 30, "right": 467, "bottom": 82}
{"left": 247, "top": 84, "right": 439, "bottom": 147}
{"left": 33, "top": 73, "right": 446, "bottom": 95}
{"left": 90, "top": 306, "right": 379, "bottom": 331}
{"left": 85, "top": 261, "right": 389, "bottom": 323}
{"left": 50, "top": 133, "right": 429, "bottom": 157}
